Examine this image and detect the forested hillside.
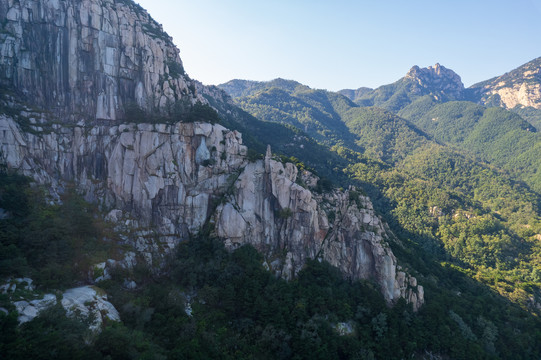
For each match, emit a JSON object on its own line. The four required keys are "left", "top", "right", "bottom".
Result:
{"left": 2, "top": 169, "right": 540, "bottom": 358}
{"left": 218, "top": 69, "right": 541, "bottom": 316}
{"left": 2, "top": 0, "right": 541, "bottom": 358}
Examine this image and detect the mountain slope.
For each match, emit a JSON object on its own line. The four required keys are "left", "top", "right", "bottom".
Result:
{"left": 219, "top": 79, "right": 363, "bottom": 151}
{"left": 470, "top": 57, "right": 541, "bottom": 110}
{"left": 469, "top": 57, "right": 541, "bottom": 129}
{"left": 220, "top": 76, "right": 541, "bottom": 316}
{"left": 397, "top": 100, "right": 541, "bottom": 193}
{"left": 341, "top": 63, "right": 465, "bottom": 112}
{"left": 1, "top": 1, "right": 541, "bottom": 358}
{"left": 339, "top": 63, "right": 541, "bottom": 193}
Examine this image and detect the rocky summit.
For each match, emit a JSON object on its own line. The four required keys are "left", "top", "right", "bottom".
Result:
{"left": 404, "top": 63, "right": 465, "bottom": 100}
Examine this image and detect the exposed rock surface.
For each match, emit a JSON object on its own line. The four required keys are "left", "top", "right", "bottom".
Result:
{"left": 214, "top": 147, "right": 424, "bottom": 310}
{"left": 404, "top": 63, "right": 465, "bottom": 100}
{"left": 1, "top": 107, "right": 424, "bottom": 309}
{"left": 0, "top": 0, "right": 200, "bottom": 121}
{"left": 0, "top": 0, "right": 424, "bottom": 310}
{"left": 334, "top": 321, "right": 355, "bottom": 336}
{"left": 62, "top": 286, "right": 120, "bottom": 331}
{"left": 0, "top": 277, "right": 34, "bottom": 294}
{"left": 0, "top": 110, "right": 248, "bottom": 252}
{"left": 14, "top": 294, "right": 57, "bottom": 323}
{"left": 470, "top": 57, "right": 541, "bottom": 109}
{"left": 3, "top": 277, "right": 119, "bottom": 327}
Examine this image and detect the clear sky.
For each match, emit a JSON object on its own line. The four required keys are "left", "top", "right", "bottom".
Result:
{"left": 135, "top": 0, "right": 541, "bottom": 91}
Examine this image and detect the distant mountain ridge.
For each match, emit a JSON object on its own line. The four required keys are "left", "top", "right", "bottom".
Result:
{"left": 338, "top": 63, "right": 465, "bottom": 112}
{"left": 470, "top": 57, "right": 541, "bottom": 109}
{"left": 339, "top": 58, "right": 541, "bottom": 128}
{"left": 218, "top": 78, "right": 306, "bottom": 98}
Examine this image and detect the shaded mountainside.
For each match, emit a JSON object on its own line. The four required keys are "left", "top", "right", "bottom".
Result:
{"left": 218, "top": 79, "right": 362, "bottom": 151}
{"left": 197, "top": 82, "right": 354, "bottom": 185}
{"left": 337, "top": 87, "right": 373, "bottom": 103}
{"left": 218, "top": 78, "right": 306, "bottom": 98}
{"left": 219, "top": 74, "right": 541, "bottom": 318}
{"left": 1, "top": 0, "right": 541, "bottom": 358}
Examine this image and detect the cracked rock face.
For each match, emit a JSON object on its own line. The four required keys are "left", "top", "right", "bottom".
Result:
{"left": 0, "top": 0, "right": 424, "bottom": 310}
{"left": 1, "top": 110, "right": 424, "bottom": 310}
{"left": 214, "top": 147, "right": 424, "bottom": 310}
{"left": 470, "top": 58, "right": 541, "bottom": 109}
{"left": 0, "top": 112, "right": 248, "bottom": 250}
{"left": 405, "top": 63, "right": 465, "bottom": 100}
{"left": 0, "top": 0, "right": 200, "bottom": 121}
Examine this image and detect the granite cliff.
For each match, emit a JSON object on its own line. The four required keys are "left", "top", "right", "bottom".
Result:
{"left": 470, "top": 57, "right": 541, "bottom": 110}
{"left": 0, "top": 0, "right": 423, "bottom": 310}
{"left": 0, "top": 0, "right": 200, "bottom": 122}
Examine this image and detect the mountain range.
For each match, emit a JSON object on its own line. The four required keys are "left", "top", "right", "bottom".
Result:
{"left": 1, "top": 0, "right": 541, "bottom": 358}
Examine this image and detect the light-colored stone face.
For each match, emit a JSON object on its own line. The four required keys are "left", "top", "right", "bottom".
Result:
{"left": 404, "top": 63, "right": 465, "bottom": 100}
{"left": 475, "top": 59, "right": 541, "bottom": 109}
{"left": 487, "top": 82, "right": 541, "bottom": 109}
{"left": 62, "top": 286, "right": 120, "bottom": 331}
{"left": 1, "top": 110, "right": 423, "bottom": 309}
{"left": 214, "top": 150, "right": 424, "bottom": 309}
{"left": 0, "top": 0, "right": 201, "bottom": 121}
{"left": 0, "top": 0, "right": 424, "bottom": 311}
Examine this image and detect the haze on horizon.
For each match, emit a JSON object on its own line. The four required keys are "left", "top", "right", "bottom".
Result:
{"left": 137, "top": 0, "right": 540, "bottom": 91}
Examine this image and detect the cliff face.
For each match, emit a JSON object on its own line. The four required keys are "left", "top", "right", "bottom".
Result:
{"left": 215, "top": 148, "right": 423, "bottom": 308}
{"left": 0, "top": 107, "right": 248, "bottom": 250}
{"left": 0, "top": 110, "right": 424, "bottom": 309}
{"left": 0, "top": 0, "right": 423, "bottom": 310}
{"left": 470, "top": 57, "right": 541, "bottom": 109}
{"left": 404, "top": 63, "right": 465, "bottom": 100}
{"left": 0, "top": 0, "right": 199, "bottom": 121}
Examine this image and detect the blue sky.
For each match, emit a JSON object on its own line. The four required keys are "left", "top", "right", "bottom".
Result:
{"left": 136, "top": 0, "right": 541, "bottom": 91}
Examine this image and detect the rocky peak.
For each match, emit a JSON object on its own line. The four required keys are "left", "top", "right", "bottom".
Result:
{"left": 404, "top": 63, "right": 465, "bottom": 99}
{"left": 0, "top": 0, "right": 200, "bottom": 122}
{"left": 469, "top": 57, "right": 541, "bottom": 109}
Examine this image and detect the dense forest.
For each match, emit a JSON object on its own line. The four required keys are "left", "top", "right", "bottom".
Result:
{"left": 2, "top": 169, "right": 541, "bottom": 359}
{"left": 1, "top": 0, "right": 541, "bottom": 356}
{"left": 218, "top": 75, "right": 541, "bottom": 316}
{"left": 3, "top": 69, "right": 541, "bottom": 358}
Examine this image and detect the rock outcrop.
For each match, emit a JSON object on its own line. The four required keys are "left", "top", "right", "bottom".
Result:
{"left": 0, "top": 0, "right": 200, "bottom": 122}
{"left": 2, "top": 279, "right": 119, "bottom": 327}
{"left": 0, "top": 108, "right": 248, "bottom": 250}
{"left": 404, "top": 63, "right": 465, "bottom": 100}
{"left": 62, "top": 286, "right": 121, "bottom": 331}
{"left": 0, "top": 105, "right": 424, "bottom": 309}
{"left": 0, "top": 0, "right": 424, "bottom": 310}
{"left": 469, "top": 57, "right": 541, "bottom": 109}
{"left": 214, "top": 147, "right": 424, "bottom": 310}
